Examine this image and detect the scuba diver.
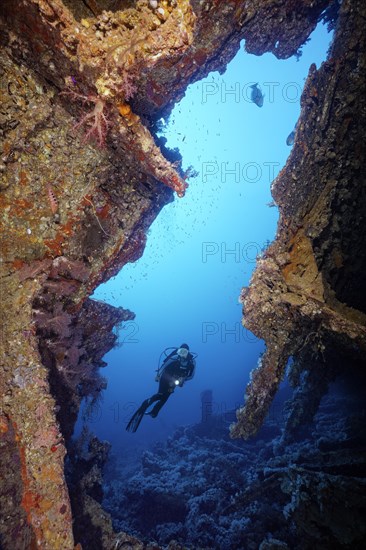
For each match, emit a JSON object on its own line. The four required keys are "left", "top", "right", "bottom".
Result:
{"left": 126, "top": 344, "right": 197, "bottom": 433}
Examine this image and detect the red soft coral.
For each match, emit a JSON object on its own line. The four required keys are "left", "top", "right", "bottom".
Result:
{"left": 64, "top": 90, "right": 110, "bottom": 147}
{"left": 74, "top": 96, "right": 110, "bottom": 147}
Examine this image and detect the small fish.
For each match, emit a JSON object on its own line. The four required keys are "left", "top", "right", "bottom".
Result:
{"left": 47, "top": 184, "right": 58, "bottom": 214}
{"left": 250, "top": 83, "right": 264, "bottom": 107}
{"left": 286, "top": 130, "right": 296, "bottom": 146}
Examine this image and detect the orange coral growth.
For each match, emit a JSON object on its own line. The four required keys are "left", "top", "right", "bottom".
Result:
{"left": 19, "top": 170, "right": 29, "bottom": 186}
{"left": 11, "top": 198, "right": 33, "bottom": 216}
{"left": 17, "top": 441, "right": 36, "bottom": 524}
{"left": 44, "top": 217, "right": 77, "bottom": 256}
{"left": 281, "top": 230, "right": 324, "bottom": 301}
{"left": 3, "top": 141, "right": 11, "bottom": 156}
{"left": 39, "top": 464, "right": 62, "bottom": 484}
{"left": 0, "top": 415, "right": 9, "bottom": 434}
{"left": 44, "top": 234, "right": 65, "bottom": 256}
{"left": 117, "top": 102, "right": 131, "bottom": 116}
{"left": 11, "top": 418, "right": 70, "bottom": 546}
{"left": 14, "top": 428, "right": 44, "bottom": 544}
{"left": 163, "top": 172, "right": 188, "bottom": 198}
{"left": 12, "top": 259, "right": 25, "bottom": 270}
{"left": 21, "top": 490, "right": 40, "bottom": 513}
{"left": 38, "top": 499, "right": 53, "bottom": 513}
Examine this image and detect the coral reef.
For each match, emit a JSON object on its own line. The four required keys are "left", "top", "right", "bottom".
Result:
{"left": 34, "top": 273, "right": 135, "bottom": 441}
{"left": 104, "top": 380, "right": 366, "bottom": 548}
{"left": 66, "top": 428, "right": 148, "bottom": 550}
{"left": 1, "top": 0, "right": 365, "bottom": 548}
{"left": 232, "top": 0, "right": 366, "bottom": 440}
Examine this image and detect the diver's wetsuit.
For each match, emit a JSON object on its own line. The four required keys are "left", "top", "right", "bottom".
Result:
{"left": 146, "top": 356, "right": 195, "bottom": 417}
{"left": 126, "top": 350, "right": 195, "bottom": 432}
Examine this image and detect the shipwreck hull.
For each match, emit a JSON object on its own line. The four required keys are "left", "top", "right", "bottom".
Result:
{"left": 0, "top": 0, "right": 365, "bottom": 548}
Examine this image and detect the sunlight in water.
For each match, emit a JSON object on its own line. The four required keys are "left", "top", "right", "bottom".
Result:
{"left": 88, "top": 23, "right": 333, "bottom": 449}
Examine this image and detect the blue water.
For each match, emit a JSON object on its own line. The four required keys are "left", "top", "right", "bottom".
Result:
{"left": 84, "top": 23, "right": 333, "bottom": 453}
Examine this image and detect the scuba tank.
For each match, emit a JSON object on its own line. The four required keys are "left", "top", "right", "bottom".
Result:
{"left": 155, "top": 347, "right": 177, "bottom": 382}
{"left": 155, "top": 347, "right": 198, "bottom": 382}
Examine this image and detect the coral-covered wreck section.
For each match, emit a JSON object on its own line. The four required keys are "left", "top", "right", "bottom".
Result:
{"left": 104, "top": 382, "right": 366, "bottom": 548}
{"left": 232, "top": 0, "right": 366, "bottom": 440}
{"left": 0, "top": 0, "right": 351, "bottom": 548}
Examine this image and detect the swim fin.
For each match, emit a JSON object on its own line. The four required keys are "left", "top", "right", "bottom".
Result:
{"left": 126, "top": 400, "right": 150, "bottom": 433}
